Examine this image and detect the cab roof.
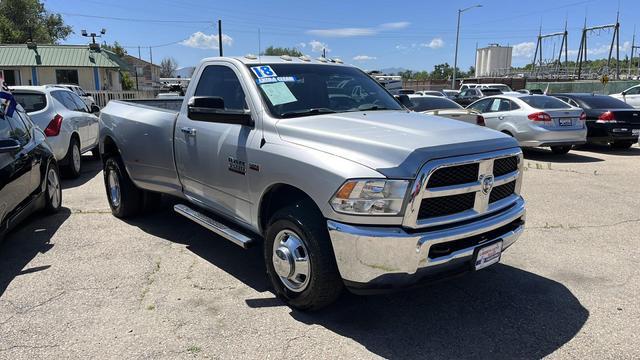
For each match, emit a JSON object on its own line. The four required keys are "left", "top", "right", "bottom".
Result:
{"left": 202, "top": 55, "right": 349, "bottom": 66}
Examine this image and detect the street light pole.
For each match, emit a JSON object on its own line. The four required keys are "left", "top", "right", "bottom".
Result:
{"left": 452, "top": 4, "right": 482, "bottom": 89}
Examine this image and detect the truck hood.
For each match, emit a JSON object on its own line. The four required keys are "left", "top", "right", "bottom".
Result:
{"left": 276, "top": 110, "right": 518, "bottom": 178}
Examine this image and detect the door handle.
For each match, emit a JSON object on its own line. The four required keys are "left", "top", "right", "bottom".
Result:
{"left": 180, "top": 127, "right": 197, "bottom": 136}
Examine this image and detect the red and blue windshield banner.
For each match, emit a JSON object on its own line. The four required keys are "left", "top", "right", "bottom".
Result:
{"left": 0, "top": 79, "right": 17, "bottom": 118}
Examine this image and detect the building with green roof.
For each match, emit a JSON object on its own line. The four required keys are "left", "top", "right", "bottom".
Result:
{"left": 0, "top": 44, "right": 125, "bottom": 91}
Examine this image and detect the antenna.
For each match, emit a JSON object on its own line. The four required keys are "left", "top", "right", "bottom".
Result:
{"left": 258, "top": 28, "right": 261, "bottom": 62}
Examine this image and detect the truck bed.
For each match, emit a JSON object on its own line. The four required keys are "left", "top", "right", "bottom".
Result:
{"left": 99, "top": 99, "right": 183, "bottom": 196}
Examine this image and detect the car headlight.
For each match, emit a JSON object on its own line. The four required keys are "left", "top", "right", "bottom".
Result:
{"left": 330, "top": 179, "right": 409, "bottom": 215}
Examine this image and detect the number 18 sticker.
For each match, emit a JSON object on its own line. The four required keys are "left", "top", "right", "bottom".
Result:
{"left": 251, "top": 65, "right": 277, "bottom": 78}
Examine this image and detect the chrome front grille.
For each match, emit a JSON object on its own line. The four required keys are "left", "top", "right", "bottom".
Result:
{"left": 403, "top": 149, "right": 523, "bottom": 229}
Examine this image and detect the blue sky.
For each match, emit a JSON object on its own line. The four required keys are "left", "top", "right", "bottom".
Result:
{"left": 46, "top": 0, "right": 638, "bottom": 72}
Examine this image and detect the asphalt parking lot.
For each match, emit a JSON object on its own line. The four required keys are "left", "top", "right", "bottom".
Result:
{"left": 0, "top": 144, "right": 639, "bottom": 359}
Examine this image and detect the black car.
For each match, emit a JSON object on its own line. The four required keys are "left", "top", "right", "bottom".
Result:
{"left": 454, "top": 88, "right": 503, "bottom": 106}
{"left": 0, "top": 102, "right": 62, "bottom": 241}
{"left": 551, "top": 93, "right": 640, "bottom": 149}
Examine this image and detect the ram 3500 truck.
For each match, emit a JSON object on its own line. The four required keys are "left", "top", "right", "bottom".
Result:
{"left": 99, "top": 56, "right": 526, "bottom": 310}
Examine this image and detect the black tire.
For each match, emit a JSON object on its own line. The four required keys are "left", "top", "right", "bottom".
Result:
{"left": 61, "top": 137, "right": 82, "bottom": 178}
{"left": 610, "top": 141, "right": 633, "bottom": 150}
{"left": 264, "top": 202, "right": 343, "bottom": 311}
{"left": 44, "top": 162, "right": 62, "bottom": 214}
{"left": 550, "top": 145, "right": 572, "bottom": 155}
{"left": 103, "top": 156, "right": 144, "bottom": 218}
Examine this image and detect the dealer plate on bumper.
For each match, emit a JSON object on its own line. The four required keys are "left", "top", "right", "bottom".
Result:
{"left": 474, "top": 241, "right": 503, "bottom": 270}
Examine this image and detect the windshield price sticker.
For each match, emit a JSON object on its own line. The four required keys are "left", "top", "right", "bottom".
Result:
{"left": 260, "top": 82, "right": 297, "bottom": 106}
{"left": 256, "top": 76, "right": 297, "bottom": 84}
{"left": 251, "top": 65, "right": 278, "bottom": 78}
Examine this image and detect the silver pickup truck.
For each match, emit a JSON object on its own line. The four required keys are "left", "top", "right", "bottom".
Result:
{"left": 99, "top": 56, "right": 526, "bottom": 310}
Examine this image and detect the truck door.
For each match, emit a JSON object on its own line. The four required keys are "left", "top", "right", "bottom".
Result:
{"left": 174, "top": 64, "right": 257, "bottom": 225}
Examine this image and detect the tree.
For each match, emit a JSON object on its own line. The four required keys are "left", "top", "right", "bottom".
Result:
{"left": 0, "top": 0, "right": 72, "bottom": 44}
{"left": 159, "top": 57, "right": 178, "bottom": 77}
{"left": 102, "top": 41, "right": 127, "bottom": 57}
{"left": 120, "top": 71, "right": 134, "bottom": 91}
{"left": 262, "top": 46, "right": 303, "bottom": 57}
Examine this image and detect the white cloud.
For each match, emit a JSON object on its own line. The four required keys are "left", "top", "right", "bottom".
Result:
{"left": 307, "top": 27, "right": 376, "bottom": 37}
{"left": 297, "top": 42, "right": 306, "bottom": 48}
{"left": 567, "top": 41, "right": 632, "bottom": 57}
{"left": 308, "top": 40, "right": 330, "bottom": 53}
{"left": 180, "top": 31, "right": 233, "bottom": 49}
{"left": 353, "top": 55, "right": 377, "bottom": 61}
{"left": 512, "top": 42, "right": 535, "bottom": 57}
{"left": 422, "top": 38, "right": 444, "bottom": 49}
{"left": 395, "top": 44, "right": 407, "bottom": 50}
{"left": 307, "top": 21, "right": 410, "bottom": 38}
{"left": 379, "top": 22, "right": 411, "bottom": 30}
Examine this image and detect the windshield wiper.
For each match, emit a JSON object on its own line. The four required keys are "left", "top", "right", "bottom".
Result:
{"left": 357, "top": 104, "right": 390, "bottom": 111}
{"left": 280, "top": 108, "right": 337, "bottom": 118}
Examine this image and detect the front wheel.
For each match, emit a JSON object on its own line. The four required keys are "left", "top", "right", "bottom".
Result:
{"left": 550, "top": 145, "right": 572, "bottom": 155}
{"left": 264, "top": 203, "right": 343, "bottom": 311}
{"left": 104, "top": 156, "right": 143, "bottom": 218}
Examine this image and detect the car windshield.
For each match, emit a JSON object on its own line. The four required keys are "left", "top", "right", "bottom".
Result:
{"left": 247, "top": 64, "right": 402, "bottom": 118}
{"left": 409, "top": 97, "right": 462, "bottom": 112}
{"left": 12, "top": 92, "right": 47, "bottom": 112}
{"left": 520, "top": 96, "right": 571, "bottom": 109}
{"left": 577, "top": 96, "right": 633, "bottom": 109}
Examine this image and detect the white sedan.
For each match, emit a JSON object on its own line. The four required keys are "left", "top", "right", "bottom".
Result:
{"left": 610, "top": 85, "right": 640, "bottom": 108}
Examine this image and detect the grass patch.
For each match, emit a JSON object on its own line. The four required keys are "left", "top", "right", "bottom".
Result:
{"left": 187, "top": 345, "right": 202, "bottom": 354}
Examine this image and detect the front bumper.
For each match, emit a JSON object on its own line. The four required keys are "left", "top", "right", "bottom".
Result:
{"left": 328, "top": 197, "right": 525, "bottom": 292}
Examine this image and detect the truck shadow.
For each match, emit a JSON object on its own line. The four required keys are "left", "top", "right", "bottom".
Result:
{"left": 125, "top": 200, "right": 588, "bottom": 359}
{"left": 0, "top": 208, "right": 71, "bottom": 297}
{"left": 290, "top": 264, "right": 589, "bottom": 359}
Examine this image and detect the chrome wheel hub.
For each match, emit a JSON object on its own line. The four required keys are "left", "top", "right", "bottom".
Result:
{"left": 108, "top": 170, "right": 121, "bottom": 207}
{"left": 272, "top": 229, "right": 311, "bottom": 292}
{"left": 47, "top": 168, "right": 60, "bottom": 208}
{"left": 72, "top": 144, "right": 81, "bottom": 172}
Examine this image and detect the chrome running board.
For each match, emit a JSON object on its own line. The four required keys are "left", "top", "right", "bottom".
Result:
{"left": 174, "top": 204, "right": 253, "bottom": 249}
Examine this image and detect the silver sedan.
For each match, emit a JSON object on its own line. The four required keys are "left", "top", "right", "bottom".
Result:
{"left": 467, "top": 94, "right": 587, "bottom": 154}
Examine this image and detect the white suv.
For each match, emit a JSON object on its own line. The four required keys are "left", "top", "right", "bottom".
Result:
{"left": 11, "top": 86, "right": 100, "bottom": 177}
{"left": 49, "top": 84, "right": 97, "bottom": 108}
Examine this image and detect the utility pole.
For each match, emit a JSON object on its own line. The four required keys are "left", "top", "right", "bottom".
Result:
{"left": 135, "top": 46, "right": 141, "bottom": 90}
{"left": 322, "top": 48, "right": 326, "bottom": 58}
{"left": 149, "top": 47, "right": 153, "bottom": 65}
{"left": 629, "top": 27, "right": 635, "bottom": 78}
{"left": 218, "top": 19, "right": 223, "bottom": 56}
{"left": 452, "top": 4, "right": 482, "bottom": 89}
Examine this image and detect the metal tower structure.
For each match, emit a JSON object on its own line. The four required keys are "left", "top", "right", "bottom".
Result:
{"left": 575, "top": 13, "right": 620, "bottom": 80}
{"left": 531, "top": 22, "right": 569, "bottom": 76}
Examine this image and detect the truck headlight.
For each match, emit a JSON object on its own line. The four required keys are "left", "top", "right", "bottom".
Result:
{"left": 330, "top": 179, "right": 409, "bottom": 215}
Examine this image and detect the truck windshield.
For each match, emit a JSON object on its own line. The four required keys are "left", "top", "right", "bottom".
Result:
{"left": 247, "top": 64, "right": 402, "bottom": 118}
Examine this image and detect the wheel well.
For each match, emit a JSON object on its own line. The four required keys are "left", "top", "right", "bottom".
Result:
{"left": 102, "top": 136, "right": 119, "bottom": 164}
{"left": 258, "top": 184, "right": 320, "bottom": 234}
{"left": 70, "top": 132, "right": 80, "bottom": 146}
{"left": 501, "top": 130, "right": 514, "bottom": 137}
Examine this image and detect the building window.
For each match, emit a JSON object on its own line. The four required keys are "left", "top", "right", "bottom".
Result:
{"left": 55, "top": 69, "right": 79, "bottom": 84}
{"left": 0, "top": 69, "right": 18, "bottom": 85}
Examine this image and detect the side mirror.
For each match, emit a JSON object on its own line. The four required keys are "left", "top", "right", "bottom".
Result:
{"left": 0, "top": 139, "right": 20, "bottom": 153}
{"left": 90, "top": 104, "right": 100, "bottom": 114}
{"left": 621, "top": 91, "right": 627, "bottom": 96}
{"left": 187, "top": 96, "right": 253, "bottom": 126}
{"left": 397, "top": 94, "right": 413, "bottom": 108}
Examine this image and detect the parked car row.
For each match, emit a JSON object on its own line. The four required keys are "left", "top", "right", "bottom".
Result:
{"left": 402, "top": 90, "right": 639, "bottom": 155}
